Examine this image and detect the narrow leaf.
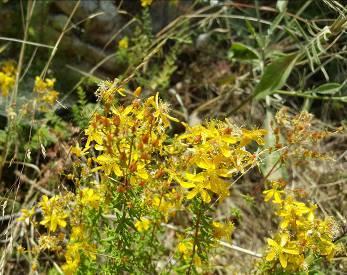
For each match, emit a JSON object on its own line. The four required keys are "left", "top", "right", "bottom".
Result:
{"left": 314, "top": 83, "right": 341, "bottom": 95}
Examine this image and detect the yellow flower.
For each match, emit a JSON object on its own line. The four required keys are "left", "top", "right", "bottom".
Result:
{"left": 118, "top": 37, "right": 129, "bottom": 49}
{"left": 177, "top": 240, "right": 193, "bottom": 258}
{"left": 0, "top": 62, "right": 16, "bottom": 96}
{"left": 71, "top": 225, "right": 86, "bottom": 241}
{"left": 212, "top": 221, "right": 234, "bottom": 240}
{"left": 62, "top": 258, "right": 79, "bottom": 275}
{"left": 263, "top": 188, "right": 283, "bottom": 204}
{"left": 195, "top": 156, "right": 233, "bottom": 178}
{"left": 38, "top": 235, "right": 61, "bottom": 251}
{"left": 34, "top": 77, "right": 55, "bottom": 93}
{"left": 151, "top": 195, "right": 175, "bottom": 221}
{"left": 85, "top": 120, "right": 104, "bottom": 146}
{"left": 134, "top": 162, "right": 150, "bottom": 180}
{"left": 240, "top": 128, "right": 267, "bottom": 146}
{"left": 135, "top": 217, "right": 151, "bottom": 232}
{"left": 141, "top": 0, "right": 153, "bottom": 8}
{"left": 41, "top": 90, "right": 59, "bottom": 105}
{"left": 80, "top": 188, "right": 101, "bottom": 209}
{"left": 40, "top": 210, "right": 67, "bottom": 232}
{"left": 277, "top": 198, "right": 312, "bottom": 229}
{"left": 265, "top": 233, "right": 300, "bottom": 268}
{"left": 177, "top": 172, "right": 211, "bottom": 203}
{"left": 148, "top": 93, "right": 179, "bottom": 128}
{"left": 39, "top": 195, "right": 68, "bottom": 232}
{"left": 70, "top": 143, "right": 90, "bottom": 157}
{"left": 94, "top": 154, "right": 123, "bottom": 176}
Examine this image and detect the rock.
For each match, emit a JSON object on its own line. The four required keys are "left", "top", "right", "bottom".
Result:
{"left": 53, "top": 0, "right": 123, "bottom": 47}
{"left": 43, "top": 26, "right": 121, "bottom": 74}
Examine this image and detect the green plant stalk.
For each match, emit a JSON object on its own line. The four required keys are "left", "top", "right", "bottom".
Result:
{"left": 276, "top": 90, "right": 347, "bottom": 101}
{"left": 187, "top": 201, "right": 203, "bottom": 275}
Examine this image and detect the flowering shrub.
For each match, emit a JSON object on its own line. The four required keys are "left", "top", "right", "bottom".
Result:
{"left": 17, "top": 81, "right": 269, "bottom": 274}
{"left": 15, "top": 81, "right": 342, "bottom": 274}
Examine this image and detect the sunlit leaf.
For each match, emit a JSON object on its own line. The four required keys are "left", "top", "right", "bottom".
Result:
{"left": 254, "top": 53, "right": 299, "bottom": 100}
{"left": 228, "top": 42, "right": 260, "bottom": 61}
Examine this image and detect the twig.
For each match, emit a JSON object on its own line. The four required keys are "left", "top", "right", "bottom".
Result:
{"left": 219, "top": 241, "right": 263, "bottom": 258}
{"left": 161, "top": 223, "right": 263, "bottom": 258}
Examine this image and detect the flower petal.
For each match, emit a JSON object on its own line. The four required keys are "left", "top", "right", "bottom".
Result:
{"left": 200, "top": 189, "right": 211, "bottom": 203}
{"left": 186, "top": 189, "right": 199, "bottom": 200}
{"left": 265, "top": 251, "right": 276, "bottom": 261}
{"left": 279, "top": 253, "right": 287, "bottom": 268}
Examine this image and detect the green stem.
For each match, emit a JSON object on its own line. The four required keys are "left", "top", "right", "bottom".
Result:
{"left": 276, "top": 90, "right": 347, "bottom": 101}
{"left": 187, "top": 202, "right": 203, "bottom": 275}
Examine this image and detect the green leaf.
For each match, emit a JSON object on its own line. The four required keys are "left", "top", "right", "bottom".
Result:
{"left": 313, "top": 83, "right": 341, "bottom": 95}
{"left": 228, "top": 42, "right": 260, "bottom": 61}
{"left": 254, "top": 53, "right": 299, "bottom": 100}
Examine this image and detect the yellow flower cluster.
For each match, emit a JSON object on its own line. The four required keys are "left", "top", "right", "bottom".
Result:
{"left": 0, "top": 61, "right": 16, "bottom": 96}
{"left": 174, "top": 122, "right": 266, "bottom": 203}
{"left": 263, "top": 181, "right": 338, "bottom": 271}
{"left": 177, "top": 239, "right": 201, "bottom": 266}
{"left": 34, "top": 76, "right": 59, "bottom": 110}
